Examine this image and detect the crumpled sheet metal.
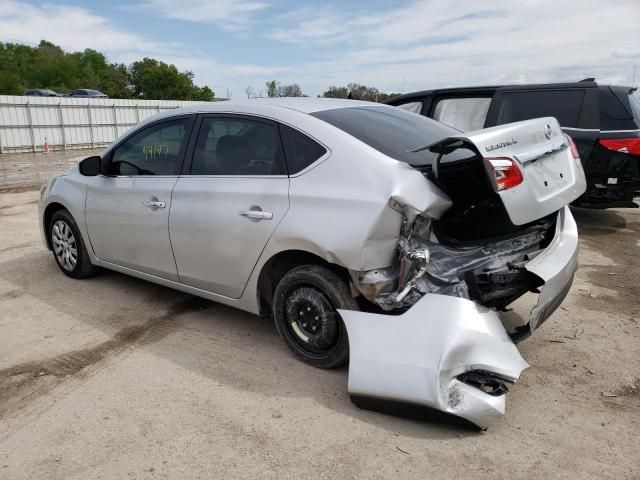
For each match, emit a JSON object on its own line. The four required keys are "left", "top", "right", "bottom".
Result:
{"left": 340, "top": 293, "right": 528, "bottom": 429}
{"left": 525, "top": 206, "right": 579, "bottom": 331}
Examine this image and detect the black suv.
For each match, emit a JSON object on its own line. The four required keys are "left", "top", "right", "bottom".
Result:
{"left": 386, "top": 80, "right": 640, "bottom": 208}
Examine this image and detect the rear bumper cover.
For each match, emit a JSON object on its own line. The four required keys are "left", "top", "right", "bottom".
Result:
{"left": 340, "top": 206, "right": 579, "bottom": 429}
{"left": 340, "top": 294, "right": 528, "bottom": 429}
{"left": 525, "top": 206, "right": 579, "bottom": 332}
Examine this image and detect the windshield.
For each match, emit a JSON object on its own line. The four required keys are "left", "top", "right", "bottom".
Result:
{"left": 311, "top": 106, "right": 458, "bottom": 166}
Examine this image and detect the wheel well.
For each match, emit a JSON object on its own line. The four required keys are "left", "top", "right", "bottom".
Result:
{"left": 43, "top": 202, "right": 67, "bottom": 250}
{"left": 256, "top": 250, "right": 352, "bottom": 317}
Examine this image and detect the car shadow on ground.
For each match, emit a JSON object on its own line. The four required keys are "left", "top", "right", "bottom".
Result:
{"left": 0, "top": 249, "right": 474, "bottom": 440}
{"left": 571, "top": 206, "right": 630, "bottom": 233}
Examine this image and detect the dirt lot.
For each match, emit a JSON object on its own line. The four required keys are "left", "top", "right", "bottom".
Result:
{"left": 0, "top": 149, "right": 102, "bottom": 192}
{"left": 0, "top": 173, "right": 638, "bottom": 478}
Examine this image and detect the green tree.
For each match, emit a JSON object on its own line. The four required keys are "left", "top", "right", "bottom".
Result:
{"left": 321, "top": 83, "right": 400, "bottom": 103}
{"left": 322, "top": 85, "right": 349, "bottom": 99}
{"left": 265, "top": 80, "right": 278, "bottom": 97}
{"left": 0, "top": 40, "right": 215, "bottom": 100}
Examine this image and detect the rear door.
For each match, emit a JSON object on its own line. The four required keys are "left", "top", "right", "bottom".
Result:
{"left": 489, "top": 85, "right": 600, "bottom": 160}
{"left": 169, "top": 114, "right": 290, "bottom": 298}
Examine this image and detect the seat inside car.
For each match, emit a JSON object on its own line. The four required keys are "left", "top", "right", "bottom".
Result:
{"left": 216, "top": 135, "right": 253, "bottom": 174}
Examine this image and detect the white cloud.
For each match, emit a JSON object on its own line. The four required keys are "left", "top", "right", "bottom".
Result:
{"left": 261, "top": 0, "right": 640, "bottom": 95}
{"left": 1, "top": 0, "right": 638, "bottom": 98}
{"left": 136, "top": 0, "right": 268, "bottom": 32}
{"left": 0, "top": 0, "right": 165, "bottom": 52}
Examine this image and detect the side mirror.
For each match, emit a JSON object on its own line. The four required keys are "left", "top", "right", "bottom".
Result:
{"left": 79, "top": 156, "right": 102, "bottom": 176}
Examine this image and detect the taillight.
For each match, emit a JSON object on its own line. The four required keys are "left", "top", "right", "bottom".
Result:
{"left": 483, "top": 157, "right": 523, "bottom": 192}
{"left": 564, "top": 133, "right": 580, "bottom": 159}
{"left": 599, "top": 138, "right": 640, "bottom": 155}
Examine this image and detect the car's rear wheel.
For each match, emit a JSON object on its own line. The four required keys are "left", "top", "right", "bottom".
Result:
{"left": 272, "top": 264, "right": 358, "bottom": 369}
{"left": 49, "top": 210, "right": 99, "bottom": 278}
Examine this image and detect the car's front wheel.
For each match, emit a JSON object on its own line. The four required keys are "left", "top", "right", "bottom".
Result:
{"left": 272, "top": 264, "right": 358, "bottom": 369}
{"left": 49, "top": 210, "right": 99, "bottom": 278}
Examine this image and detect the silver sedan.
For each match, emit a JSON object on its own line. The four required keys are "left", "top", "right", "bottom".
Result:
{"left": 39, "top": 98, "right": 586, "bottom": 428}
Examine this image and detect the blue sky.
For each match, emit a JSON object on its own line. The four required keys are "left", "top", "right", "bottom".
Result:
{"left": 1, "top": 0, "right": 639, "bottom": 98}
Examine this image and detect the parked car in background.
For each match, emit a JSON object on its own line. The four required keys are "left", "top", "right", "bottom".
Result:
{"left": 65, "top": 89, "right": 108, "bottom": 98}
{"left": 24, "top": 89, "right": 59, "bottom": 97}
{"left": 39, "top": 99, "right": 585, "bottom": 428}
{"left": 386, "top": 80, "right": 640, "bottom": 208}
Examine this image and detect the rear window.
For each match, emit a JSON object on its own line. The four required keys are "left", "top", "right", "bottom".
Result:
{"left": 496, "top": 90, "right": 584, "bottom": 127}
{"left": 310, "top": 106, "right": 457, "bottom": 166}
{"left": 599, "top": 86, "right": 639, "bottom": 130}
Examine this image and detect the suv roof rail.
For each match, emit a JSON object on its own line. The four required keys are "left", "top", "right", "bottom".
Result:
{"left": 579, "top": 78, "right": 596, "bottom": 82}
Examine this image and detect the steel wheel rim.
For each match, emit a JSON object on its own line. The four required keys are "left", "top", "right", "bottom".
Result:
{"left": 52, "top": 220, "right": 78, "bottom": 271}
{"left": 284, "top": 286, "right": 341, "bottom": 356}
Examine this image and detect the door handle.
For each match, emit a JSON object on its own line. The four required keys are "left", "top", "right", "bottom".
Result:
{"left": 239, "top": 209, "right": 273, "bottom": 220}
{"left": 142, "top": 199, "right": 166, "bottom": 209}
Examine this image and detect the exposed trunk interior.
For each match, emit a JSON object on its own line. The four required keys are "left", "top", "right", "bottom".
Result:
{"left": 414, "top": 152, "right": 553, "bottom": 244}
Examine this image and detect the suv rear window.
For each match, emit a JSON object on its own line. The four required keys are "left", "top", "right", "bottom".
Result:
{"left": 311, "top": 106, "right": 456, "bottom": 166}
{"left": 599, "top": 86, "right": 639, "bottom": 130}
{"left": 496, "top": 90, "right": 584, "bottom": 127}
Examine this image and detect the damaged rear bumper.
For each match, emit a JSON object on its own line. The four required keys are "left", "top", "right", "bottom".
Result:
{"left": 340, "top": 294, "right": 528, "bottom": 429}
{"left": 340, "top": 207, "right": 579, "bottom": 429}
{"left": 517, "top": 205, "right": 579, "bottom": 338}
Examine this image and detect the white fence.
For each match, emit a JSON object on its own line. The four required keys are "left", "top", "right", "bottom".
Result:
{"left": 0, "top": 96, "right": 207, "bottom": 154}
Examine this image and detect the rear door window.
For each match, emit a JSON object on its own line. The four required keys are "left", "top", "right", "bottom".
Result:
{"left": 190, "top": 116, "right": 286, "bottom": 175}
{"left": 433, "top": 97, "right": 491, "bottom": 131}
{"left": 496, "top": 90, "right": 584, "bottom": 127}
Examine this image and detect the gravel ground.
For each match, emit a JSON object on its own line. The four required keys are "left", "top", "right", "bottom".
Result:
{"left": 0, "top": 174, "right": 638, "bottom": 478}
{"left": 0, "top": 149, "right": 102, "bottom": 192}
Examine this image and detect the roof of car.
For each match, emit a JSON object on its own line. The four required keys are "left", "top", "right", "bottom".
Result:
{"left": 151, "top": 98, "right": 383, "bottom": 118}
{"left": 386, "top": 80, "right": 602, "bottom": 104}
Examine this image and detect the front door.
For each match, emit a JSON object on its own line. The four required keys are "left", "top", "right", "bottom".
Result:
{"left": 85, "top": 116, "right": 194, "bottom": 281}
{"left": 170, "top": 115, "right": 290, "bottom": 298}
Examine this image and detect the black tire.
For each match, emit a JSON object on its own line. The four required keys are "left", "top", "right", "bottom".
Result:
{"left": 49, "top": 210, "right": 99, "bottom": 278}
{"left": 272, "top": 264, "right": 358, "bottom": 369}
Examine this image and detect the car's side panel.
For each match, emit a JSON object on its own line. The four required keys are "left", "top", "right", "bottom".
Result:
{"left": 85, "top": 176, "right": 181, "bottom": 281}
{"left": 39, "top": 168, "right": 92, "bottom": 256}
{"left": 169, "top": 176, "right": 290, "bottom": 298}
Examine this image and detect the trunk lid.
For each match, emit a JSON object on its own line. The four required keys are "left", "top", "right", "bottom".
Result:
{"left": 427, "top": 117, "right": 587, "bottom": 225}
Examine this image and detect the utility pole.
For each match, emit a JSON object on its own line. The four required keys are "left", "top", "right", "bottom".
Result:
{"left": 402, "top": 76, "right": 405, "bottom": 94}
{"left": 632, "top": 65, "right": 637, "bottom": 87}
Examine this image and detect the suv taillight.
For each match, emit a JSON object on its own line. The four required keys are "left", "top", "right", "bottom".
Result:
{"left": 599, "top": 138, "right": 640, "bottom": 156}
{"left": 564, "top": 133, "right": 580, "bottom": 159}
{"left": 484, "top": 157, "right": 523, "bottom": 192}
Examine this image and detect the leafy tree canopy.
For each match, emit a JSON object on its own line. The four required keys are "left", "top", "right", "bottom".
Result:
{"left": 0, "top": 40, "right": 214, "bottom": 100}
{"left": 322, "top": 83, "right": 400, "bottom": 102}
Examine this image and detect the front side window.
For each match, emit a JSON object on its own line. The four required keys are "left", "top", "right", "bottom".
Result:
{"left": 433, "top": 97, "right": 491, "bottom": 131}
{"left": 109, "top": 118, "right": 190, "bottom": 175}
{"left": 496, "top": 90, "right": 584, "bottom": 127}
{"left": 191, "top": 116, "right": 286, "bottom": 175}
{"left": 397, "top": 101, "right": 423, "bottom": 114}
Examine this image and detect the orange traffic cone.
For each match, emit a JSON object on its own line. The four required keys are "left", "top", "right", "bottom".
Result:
{"left": 44, "top": 137, "right": 49, "bottom": 154}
